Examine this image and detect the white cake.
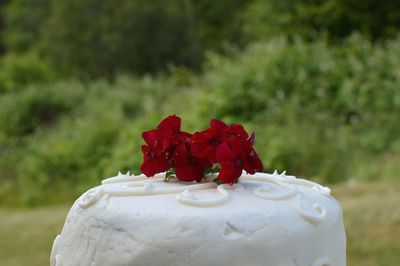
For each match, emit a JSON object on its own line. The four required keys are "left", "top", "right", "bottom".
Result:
{"left": 51, "top": 171, "right": 346, "bottom": 266}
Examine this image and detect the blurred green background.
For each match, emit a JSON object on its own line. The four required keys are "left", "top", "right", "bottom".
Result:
{"left": 0, "top": 0, "right": 399, "bottom": 265}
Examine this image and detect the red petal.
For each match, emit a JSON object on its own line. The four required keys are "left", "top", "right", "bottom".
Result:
{"left": 175, "top": 164, "right": 204, "bottom": 182}
{"left": 142, "top": 129, "right": 159, "bottom": 147}
{"left": 141, "top": 159, "right": 157, "bottom": 177}
{"left": 218, "top": 162, "right": 242, "bottom": 184}
{"left": 141, "top": 156, "right": 170, "bottom": 177}
{"left": 210, "top": 119, "right": 228, "bottom": 130}
{"left": 216, "top": 142, "right": 235, "bottom": 162}
{"left": 250, "top": 153, "right": 264, "bottom": 172}
{"left": 204, "top": 146, "right": 217, "bottom": 163}
{"left": 172, "top": 143, "right": 190, "bottom": 165}
{"left": 230, "top": 124, "right": 249, "bottom": 139}
{"left": 155, "top": 157, "right": 171, "bottom": 172}
{"left": 190, "top": 139, "right": 209, "bottom": 158}
{"left": 229, "top": 139, "right": 248, "bottom": 158}
{"left": 162, "top": 135, "right": 177, "bottom": 151}
{"left": 179, "top": 131, "right": 192, "bottom": 140}
{"left": 141, "top": 145, "right": 149, "bottom": 153}
{"left": 202, "top": 127, "right": 219, "bottom": 139}
{"left": 197, "top": 156, "right": 212, "bottom": 168}
{"left": 158, "top": 115, "right": 181, "bottom": 132}
{"left": 243, "top": 160, "right": 256, "bottom": 174}
{"left": 243, "top": 150, "right": 264, "bottom": 174}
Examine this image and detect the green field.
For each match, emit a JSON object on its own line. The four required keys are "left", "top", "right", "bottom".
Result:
{"left": 1, "top": 181, "right": 399, "bottom": 266}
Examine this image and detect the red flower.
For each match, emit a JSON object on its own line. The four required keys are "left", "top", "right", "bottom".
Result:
{"left": 157, "top": 115, "right": 191, "bottom": 151}
{"left": 172, "top": 143, "right": 211, "bottom": 182}
{"left": 140, "top": 115, "right": 264, "bottom": 185}
{"left": 190, "top": 127, "right": 221, "bottom": 163}
{"left": 140, "top": 115, "right": 191, "bottom": 177}
{"left": 215, "top": 137, "right": 263, "bottom": 184}
{"left": 190, "top": 119, "right": 250, "bottom": 163}
{"left": 141, "top": 144, "right": 170, "bottom": 177}
{"left": 210, "top": 119, "right": 249, "bottom": 141}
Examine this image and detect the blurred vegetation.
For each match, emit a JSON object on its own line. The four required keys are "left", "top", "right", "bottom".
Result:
{"left": 244, "top": 0, "right": 400, "bottom": 40}
{"left": 2, "top": 0, "right": 247, "bottom": 77}
{"left": 1, "top": 37, "right": 400, "bottom": 205}
{"left": 0, "top": 51, "right": 55, "bottom": 93}
{"left": 2, "top": 0, "right": 50, "bottom": 52}
{"left": 0, "top": 0, "right": 399, "bottom": 206}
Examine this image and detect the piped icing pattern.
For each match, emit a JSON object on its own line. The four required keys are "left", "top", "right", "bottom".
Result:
{"left": 78, "top": 171, "right": 332, "bottom": 225}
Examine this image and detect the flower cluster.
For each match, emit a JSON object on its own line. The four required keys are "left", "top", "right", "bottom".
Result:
{"left": 140, "top": 115, "right": 263, "bottom": 184}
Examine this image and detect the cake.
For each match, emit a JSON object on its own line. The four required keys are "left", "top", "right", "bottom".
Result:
{"left": 50, "top": 170, "right": 346, "bottom": 266}
{"left": 51, "top": 115, "right": 346, "bottom": 265}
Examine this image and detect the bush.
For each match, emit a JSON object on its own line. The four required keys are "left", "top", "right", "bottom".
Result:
{"left": 0, "top": 51, "right": 55, "bottom": 93}
{"left": 201, "top": 36, "right": 400, "bottom": 127}
{"left": 0, "top": 81, "right": 85, "bottom": 137}
{"left": 17, "top": 104, "right": 126, "bottom": 205}
{"left": 198, "top": 35, "right": 400, "bottom": 180}
{"left": 11, "top": 75, "right": 192, "bottom": 205}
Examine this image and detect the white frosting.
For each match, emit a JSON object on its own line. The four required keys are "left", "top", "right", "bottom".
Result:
{"left": 52, "top": 171, "right": 346, "bottom": 266}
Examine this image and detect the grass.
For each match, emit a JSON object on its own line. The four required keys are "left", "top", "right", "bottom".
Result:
{"left": 335, "top": 180, "right": 400, "bottom": 265}
{"left": 0, "top": 181, "right": 399, "bottom": 266}
{"left": 0, "top": 206, "right": 68, "bottom": 266}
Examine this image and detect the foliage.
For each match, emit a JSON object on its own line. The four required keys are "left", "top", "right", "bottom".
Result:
{"left": 0, "top": 35, "right": 399, "bottom": 205}
{"left": 2, "top": 0, "right": 400, "bottom": 79}
{"left": 2, "top": 0, "right": 50, "bottom": 51}
{"left": 193, "top": 0, "right": 248, "bottom": 51}
{"left": 244, "top": 0, "right": 400, "bottom": 41}
{"left": 0, "top": 76, "right": 187, "bottom": 204}
{"left": 0, "top": 51, "right": 55, "bottom": 93}
{"left": 42, "top": 0, "right": 195, "bottom": 77}
{"left": 39, "top": 0, "right": 248, "bottom": 78}
{"left": 200, "top": 36, "right": 400, "bottom": 149}
{"left": 198, "top": 36, "right": 400, "bottom": 181}
{"left": 0, "top": 0, "right": 7, "bottom": 55}
{"left": 0, "top": 0, "right": 249, "bottom": 78}
{"left": 0, "top": 81, "right": 84, "bottom": 137}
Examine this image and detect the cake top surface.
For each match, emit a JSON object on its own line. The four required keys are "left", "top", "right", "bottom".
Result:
{"left": 76, "top": 170, "right": 336, "bottom": 226}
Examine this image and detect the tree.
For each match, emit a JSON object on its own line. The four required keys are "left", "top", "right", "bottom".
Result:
{"left": 2, "top": 0, "right": 50, "bottom": 52}
{"left": 42, "top": 0, "right": 201, "bottom": 78}
{"left": 41, "top": 0, "right": 249, "bottom": 78}
{"left": 244, "top": 0, "right": 400, "bottom": 41}
{"left": 0, "top": 0, "right": 8, "bottom": 55}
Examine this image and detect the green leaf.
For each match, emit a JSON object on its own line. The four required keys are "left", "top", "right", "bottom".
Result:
{"left": 205, "top": 164, "right": 221, "bottom": 174}
{"left": 164, "top": 168, "right": 176, "bottom": 182}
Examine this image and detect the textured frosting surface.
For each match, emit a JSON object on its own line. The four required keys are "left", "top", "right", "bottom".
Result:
{"left": 51, "top": 171, "right": 346, "bottom": 266}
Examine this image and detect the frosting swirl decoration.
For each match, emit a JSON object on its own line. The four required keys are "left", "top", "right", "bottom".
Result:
{"left": 77, "top": 170, "right": 333, "bottom": 225}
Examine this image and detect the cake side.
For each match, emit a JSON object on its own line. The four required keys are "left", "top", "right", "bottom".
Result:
{"left": 51, "top": 171, "right": 346, "bottom": 266}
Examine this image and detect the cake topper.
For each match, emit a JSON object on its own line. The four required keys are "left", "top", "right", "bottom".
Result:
{"left": 141, "top": 115, "right": 263, "bottom": 184}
